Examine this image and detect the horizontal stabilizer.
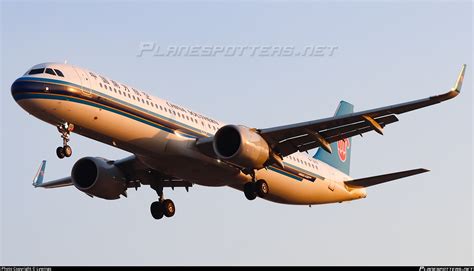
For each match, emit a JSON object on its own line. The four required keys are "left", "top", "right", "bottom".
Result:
{"left": 344, "top": 168, "right": 429, "bottom": 188}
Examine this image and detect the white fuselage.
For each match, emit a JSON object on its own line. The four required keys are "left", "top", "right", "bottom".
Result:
{"left": 12, "top": 63, "right": 366, "bottom": 205}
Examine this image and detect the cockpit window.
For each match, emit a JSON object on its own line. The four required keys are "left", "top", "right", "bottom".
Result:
{"left": 54, "top": 69, "right": 64, "bottom": 77}
{"left": 45, "top": 68, "right": 56, "bottom": 76}
{"left": 29, "top": 68, "right": 45, "bottom": 75}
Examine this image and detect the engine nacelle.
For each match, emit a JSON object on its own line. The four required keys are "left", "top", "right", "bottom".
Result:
{"left": 71, "top": 157, "right": 127, "bottom": 200}
{"left": 213, "top": 125, "right": 270, "bottom": 170}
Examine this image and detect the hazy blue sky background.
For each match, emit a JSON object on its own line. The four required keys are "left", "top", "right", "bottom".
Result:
{"left": 1, "top": 0, "right": 472, "bottom": 266}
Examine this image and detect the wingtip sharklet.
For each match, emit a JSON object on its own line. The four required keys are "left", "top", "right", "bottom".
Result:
{"left": 32, "top": 160, "right": 47, "bottom": 187}
{"left": 452, "top": 64, "right": 466, "bottom": 93}
{"left": 433, "top": 64, "right": 466, "bottom": 101}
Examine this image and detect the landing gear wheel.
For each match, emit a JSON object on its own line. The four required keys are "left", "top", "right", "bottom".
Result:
{"left": 162, "top": 199, "right": 176, "bottom": 218}
{"left": 56, "top": 123, "right": 74, "bottom": 159}
{"left": 63, "top": 145, "right": 72, "bottom": 157}
{"left": 244, "top": 182, "right": 257, "bottom": 200}
{"left": 150, "top": 201, "right": 164, "bottom": 220}
{"left": 56, "top": 147, "right": 65, "bottom": 159}
{"left": 256, "top": 179, "right": 269, "bottom": 198}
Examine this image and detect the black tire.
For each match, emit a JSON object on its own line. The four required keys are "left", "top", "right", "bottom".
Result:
{"left": 63, "top": 145, "right": 72, "bottom": 157}
{"left": 162, "top": 199, "right": 175, "bottom": 218}
{"left": 56, "top": 147, "right": 65, "bottom": 159}
{"left": 244, "top": 182, "right": 257, "bottom": 200}
{"left": 256, "top": 179, "right": 269, "bottom": 198}
{"left": 150, "top": 201, "right": 164, "bottom": 220}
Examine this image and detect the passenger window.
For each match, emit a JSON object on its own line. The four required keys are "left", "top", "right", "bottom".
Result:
{"left": 54, "top": 69, "right": 64, "bottom": 77}
{"left": 111, "top": 80, "right": 120, "bottom": 88}
{"left": 29, "top": 68, "right": 45, "bottom": 75}
{"left": 45, "top": 68, "right": 56, "bottom": 76}
{"left": 100, "top": 76, "right": 109, "bottom": 84}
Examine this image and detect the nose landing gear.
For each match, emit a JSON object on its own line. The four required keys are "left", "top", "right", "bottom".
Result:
{"left": 56, "top": 123, "right": 74, "bottom": 159}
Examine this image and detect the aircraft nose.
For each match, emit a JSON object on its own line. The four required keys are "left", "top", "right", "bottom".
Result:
{"left": 11, "top": 78, "right": 49, "bottom": 101}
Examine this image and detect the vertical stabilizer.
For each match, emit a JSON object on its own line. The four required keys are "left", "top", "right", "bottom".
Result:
{"left": 313, "top": 101, "right": 353, "bottom": 175}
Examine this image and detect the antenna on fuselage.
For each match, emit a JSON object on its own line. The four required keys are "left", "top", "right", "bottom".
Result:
{"left": 64, "top": 60, "right": 68, "bottom": 64}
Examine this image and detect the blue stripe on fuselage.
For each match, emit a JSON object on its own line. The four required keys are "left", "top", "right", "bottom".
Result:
{"left": 13, "top": 92, "right": 179, "bottom": 135}
{"left": 12, "top": 77, "right": 209, "bottom": 138}
{"left": 12, "top": 77, "right": 324, "bottom": 183}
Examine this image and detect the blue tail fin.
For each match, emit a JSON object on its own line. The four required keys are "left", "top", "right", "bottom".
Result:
{"left": 313, "top": 101, "right": 354, "bottom": 175}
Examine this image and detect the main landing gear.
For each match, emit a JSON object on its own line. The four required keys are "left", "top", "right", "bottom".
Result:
{"left": 150, "top": 184, "right": 176, "bottom": 220}
{"left": 56, "top": 123, "right": 74, "bottom": 159}
{"left": 243, "top": 171, "right": 269, "bottom": 201}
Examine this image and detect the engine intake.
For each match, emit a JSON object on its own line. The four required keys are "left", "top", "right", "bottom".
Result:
{"left": 213, "top": 125, "right": 270, "bottom": 169}
{"left": 71, "top": 157, "right": 127, "bottom": 200}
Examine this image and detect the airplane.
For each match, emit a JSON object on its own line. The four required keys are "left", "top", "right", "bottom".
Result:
{"left": 12, "top": 63, "right": 466, "bottom": 220}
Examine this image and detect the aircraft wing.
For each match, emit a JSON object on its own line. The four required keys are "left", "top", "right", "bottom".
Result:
{"left": 32, "top": 160, "right": 73, "bottom": 188}
{"left": 32, "top": 157, "right": 192, "bottom": 190}
{"left": 258, "top": 64, "right": 466, "bottom": 157}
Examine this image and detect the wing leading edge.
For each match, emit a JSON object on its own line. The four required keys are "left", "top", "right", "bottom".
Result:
{"left": 31, "top": 157, "right": 193, "bottom": 190}
{"left": 32, "top": 160, "right": 73, "bottom": 188}
{"left": 259, "top": 64, "right": 466, "bottom": 157}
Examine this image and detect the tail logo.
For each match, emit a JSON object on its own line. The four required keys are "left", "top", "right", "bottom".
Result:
{"left": 337, "top": 138, "right": 350, "bottom": 162}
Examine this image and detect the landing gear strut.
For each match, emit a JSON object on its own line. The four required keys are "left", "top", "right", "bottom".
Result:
{"left": 150, "top": 184, "right": 176, "bottom": 220}
{"left": 243, "top": 170, "right": 269, "bottom": 200}
{"left": 56, "top": 123, "right": 74, "bottom": 159}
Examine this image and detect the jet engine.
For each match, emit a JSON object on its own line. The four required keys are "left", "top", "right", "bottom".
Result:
{"left": 213, "top": 125, "right": 270, "bottom": 170}
{"left": 71, "top": 157, "right": 127, "bottom": 200}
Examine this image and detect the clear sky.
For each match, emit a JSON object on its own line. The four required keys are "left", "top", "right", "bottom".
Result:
{"left": 1, "top": 0, "right": 472, "bottom": 266}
